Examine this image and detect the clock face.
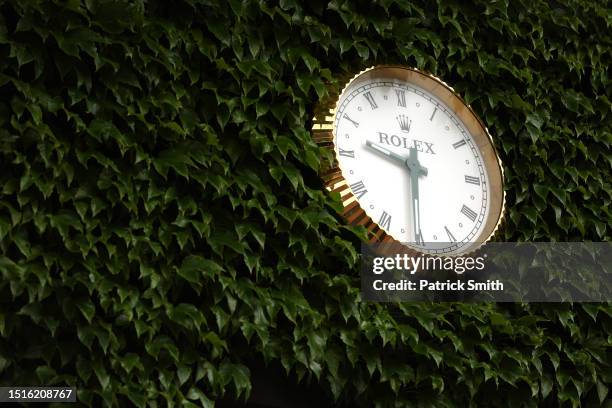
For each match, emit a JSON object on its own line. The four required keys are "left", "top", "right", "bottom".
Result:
{"left": 330, "top": 67, "right": 503, "bottom": 255}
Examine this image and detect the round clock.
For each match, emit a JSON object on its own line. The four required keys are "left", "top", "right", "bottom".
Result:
{"left": 312, "top": 66, "right": 505, "bottom": 255}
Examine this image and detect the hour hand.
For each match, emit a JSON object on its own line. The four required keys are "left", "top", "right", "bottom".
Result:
{"left": 406, "top": 147, "right": 428, "bottom": 176}
{"left": 365, "top": 140, "right": 406, "bottom": 165}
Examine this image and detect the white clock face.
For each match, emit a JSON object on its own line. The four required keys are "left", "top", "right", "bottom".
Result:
{"left": 334, "top": 76, "right": 490, "bottom": 254}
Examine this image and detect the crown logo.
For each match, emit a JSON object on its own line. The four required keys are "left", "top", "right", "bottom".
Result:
{"left": 397, "top": 114, "right": 412, "bottom": 133}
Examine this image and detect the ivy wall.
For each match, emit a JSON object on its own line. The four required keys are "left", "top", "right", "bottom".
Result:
{"left": 0, "top": 0, "right": 610, "bottom": 406}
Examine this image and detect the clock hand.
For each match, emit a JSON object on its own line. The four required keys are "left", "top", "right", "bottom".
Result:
{"left": 365, "top": 141, "right": 428, "bottom": 244}
{"left": 365, "top": 140, "right": 406, "bottom": 165}
{"left": 405, "top": 146, "right": 428, "bottom": 176}
{"left": 405, "top": 147, "right": 427, "bottom": 245}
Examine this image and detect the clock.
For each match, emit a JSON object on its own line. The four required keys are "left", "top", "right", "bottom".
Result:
{"left": 312, "top": 66, "right": 505, "bottom": 255}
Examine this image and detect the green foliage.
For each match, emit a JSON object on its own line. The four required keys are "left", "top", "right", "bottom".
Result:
{"left": 0, "top": 0, "right": 610, "bottom": 406}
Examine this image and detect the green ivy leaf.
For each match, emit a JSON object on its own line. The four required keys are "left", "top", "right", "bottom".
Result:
{"left": 177, "top": 256, "right": 222, "bottom": 285}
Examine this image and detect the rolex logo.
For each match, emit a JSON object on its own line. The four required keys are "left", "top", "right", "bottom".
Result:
{"left": 397, "top": 114, "right": 412, "bottom": 133}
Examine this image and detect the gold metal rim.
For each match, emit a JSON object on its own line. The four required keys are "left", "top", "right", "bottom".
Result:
{"left": 312, "top": 65, "right": 506, "bottom": 256}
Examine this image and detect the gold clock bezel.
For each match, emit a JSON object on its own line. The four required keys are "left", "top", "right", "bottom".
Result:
{"left": 312, "top": 65, "right": 506, "bottom": 255}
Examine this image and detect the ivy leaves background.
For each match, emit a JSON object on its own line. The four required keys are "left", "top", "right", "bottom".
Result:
{"left": 0, "top": 0, "right": 610, "bottom": 406}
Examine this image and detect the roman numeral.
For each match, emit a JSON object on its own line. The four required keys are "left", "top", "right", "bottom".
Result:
{"left": 378, "top": 211, "right": 391, "bottom": 230}
{"left": 395, "top": 89, "right": 406, "bottom": 107}
{"left": 461, "top": 205, "right": 478, "bottom": 222}
{"left": 464, "top": 175, "right": 480, "bottom": 185}
{"left": 343, "top": 113, "right": 359, "bottom": 128}
{"left": 429, "top": 107, "right": 437, "bottom": 121}
{"left": 444, "top": 226, "right": 456, "bottom": 242}
{"left": 363, "top": 91, "right": 378, "bottom": 109}
{"left": 452, "top": 139, "right": 467, "bottom": 149}
{"left": 349, "top": 180, "right": 367, "bottom": 199}
{"left": 339, "top": 148, "right": 354, "bottom": 158}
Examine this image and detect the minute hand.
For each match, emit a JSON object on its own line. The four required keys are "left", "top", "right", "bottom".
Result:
{"left": 406, "top": 147, "right": 428, "bottom": 245}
